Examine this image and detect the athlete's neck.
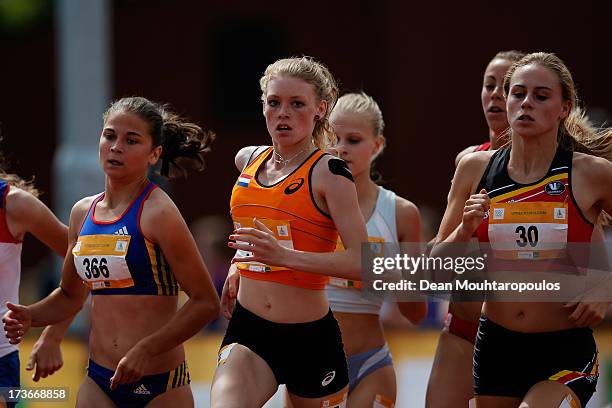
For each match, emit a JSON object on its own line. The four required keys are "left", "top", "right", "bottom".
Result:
{"left": 508, "top": 133, "right": 558, "bottom": 183}
{"left": 353, "top": 171, "right": 379, "bottom": 220}
{"left": 271, "top": 138, "right": 315, "bottom": 171}
{"left": 103, "top": 176, "right": 149, "bottom": 210}
{"left": 489, "top": 128, "right": 507, "bottom": 149}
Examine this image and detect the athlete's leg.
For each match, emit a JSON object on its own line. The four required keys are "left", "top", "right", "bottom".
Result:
{"left": 76, "top": 376, "right": 117, "bottom": 408}
{"left": 210, "top": 343, "right": 278, "bottom": 408}
{"left": 473, "top": 395, "right": 521, "bottom": 408}
{"left": 348, "top": 365, "right": 396, "bottom": 407}
{"left": 520, "top": 381, "right": 582, "bottom": 408}
{"left": 426, "top": 330, "right": 474, "bottom": 408}
{"left": 287, "top": 386, "right": 348, "bottom": 408}
{"left": 146, "top": 384, "right": 194, "bottom": 407}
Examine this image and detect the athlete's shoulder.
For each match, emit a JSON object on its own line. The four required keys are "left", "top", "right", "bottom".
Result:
{"left": 69, "top": 194, "right": 100, "bottom": 229}
{"left": 141, "top": 187, "right": 181, "bottom": 228}
{"left": 455, "top": 144, "right": 479, "bottom": 167}
{"left": 455, "top": 149, "right": 495, "bottom": 178}
{"left": 235, "top": 145, "right": 269, "bottom": 171}
{"left": 573, "top": 152, "right": 612, "bottom": 183}
{"left": 312, "top": 153, "right": 353, "bottom": 184}
{"left": 395, "top": 194, "right": 420, "bottom": 236}
{"left": 395, "top": 195, "right": 419, "bottom": 219}
{"left": 4, "top": 187, "right": 43, "bottom": 221}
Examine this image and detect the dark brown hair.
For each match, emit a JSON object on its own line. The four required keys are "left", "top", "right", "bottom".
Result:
{"left": 104, "top": 97, "right": 215, "bottom": 178}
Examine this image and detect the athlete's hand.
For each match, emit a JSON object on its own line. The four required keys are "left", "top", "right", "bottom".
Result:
{"left": 110, "top": 344, "right": 151, "bottom": 390}
{"left": 460, "top": 189, "right": 490, "bottom": 236}
{"left": 2, "top": 302, "right": 32, "bottom": 344}
{"left": 221, "top": 266, "right": 240, "bottom": 320}
{"left": 564, "top": 300, "right": 609, "bottom": 327}
{"left": 27, "top": 328, "right": 64, "bottom": 381}
{"left": 229, "top": 218, "right": 289, "bottom": 267}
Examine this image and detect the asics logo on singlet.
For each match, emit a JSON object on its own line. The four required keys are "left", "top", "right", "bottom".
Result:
{"left": 284, "top": 178, "right": 304, "bottom": 195}
{"left": 321, "top": 370, "right": 336, "bottom": 386}
{"left": 133, "top": 384, "right": 151, "bottom": 395}
{"left": 113, "top": 226, "right": 129, "bottom": 235}
{"left": 545, "top": 181, "right": 566, "bottom": 196}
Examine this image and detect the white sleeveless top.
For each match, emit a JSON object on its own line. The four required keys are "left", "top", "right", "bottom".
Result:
{"left": 0, "top": 183, "right": 22, "bottom": 358}
{"left": 326, "top": 186, "right": 397, "bottom": 315}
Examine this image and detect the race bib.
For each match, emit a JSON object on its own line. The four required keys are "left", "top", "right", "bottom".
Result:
{"left": 72, "top": 234, "right": 135, "bottom": 289}
{"left": 233, "top": 217, "right": 294, "bottom": 273}
{"left": 488, "top": 201, "right": 568, "bottom": 260}
{"left": 329, "top": 236, "right": 385, "bottom": 289}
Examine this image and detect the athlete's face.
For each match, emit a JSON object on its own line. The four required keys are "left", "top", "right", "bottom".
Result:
{"left": 330, "top": 111, "right": 383, "bottom": 178}
{"left": 507, "top": 64, "right": 570, "bottom": 139}
{"left": 99, "top": 111, "right": 161, "bottom": 180}
{"left": 481, "top": 58, "right": 512, "bottom": 134}
{"left": 263, "top": 76, "right": 327, "bottom": 147}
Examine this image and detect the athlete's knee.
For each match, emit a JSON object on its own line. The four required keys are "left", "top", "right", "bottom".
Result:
{"left": 557, "top": 393, "right": 580, "bottom": 408}
{"left": 320, "top": 392, "right": 347, "bottom": 408}
{"left": 521, "top": 381, "right": 582, "bottom": 408}
{"left": 373, "top": 394, "right": 395, "bottom": 408}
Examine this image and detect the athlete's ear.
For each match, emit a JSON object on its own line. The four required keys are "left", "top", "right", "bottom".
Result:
{"left": 316, "top": 100, "right": 327, "bottom": 122}
{"left": 372, "top": 135, "right": 386, "bottom": 159}
{"left": 149, "top": 145, "right": 162, "bottom": 166}
{"left": 559, "top": 100, "right": 571, "bottom": 120}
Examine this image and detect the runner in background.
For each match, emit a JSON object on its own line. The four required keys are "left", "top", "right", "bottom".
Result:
{"left": 427, "top": 50, "right": 525, "bottom": 408}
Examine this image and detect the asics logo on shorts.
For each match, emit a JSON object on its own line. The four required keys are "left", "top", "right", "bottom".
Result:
{"left": 133, "top": 384, "right": 151, "bottom": 395}
{"left": 321, "top": 370, "right": 336, "bottom": 386}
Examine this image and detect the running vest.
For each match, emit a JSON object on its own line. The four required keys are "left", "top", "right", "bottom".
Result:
{"left": 0, "top": 180, "right": 22, "bottom": 357}
{"left": 326, "top": 186, "right": 398, "bottom": 314}
{"left": 474, "top": 141, "right": 491, "bottom": 152}
{"left": 73, "top": 182, "right": 179, "bottom": 296}
{"left": 475, "top": 146, "right": 593, "bottom": 262}
{"left": 230, "top": 147, "right": 338, "bottom": 290}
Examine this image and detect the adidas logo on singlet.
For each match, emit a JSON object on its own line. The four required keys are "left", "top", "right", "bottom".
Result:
{"left": 133, "top": 384, "right": 151, "bottom": 395}
{"left": 113, "top": 226, "right": 129, "bottom": 235}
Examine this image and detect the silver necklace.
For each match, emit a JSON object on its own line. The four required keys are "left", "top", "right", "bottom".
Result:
{"left": 272, "top": 143, "right": 313, "bottom": 167}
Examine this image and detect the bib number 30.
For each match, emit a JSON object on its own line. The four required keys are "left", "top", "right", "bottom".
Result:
{"left": 515, "top": 225, "right": 539, "bottom": 247}
{"left": 82, "top": 257, "right": 110, "bottom": 279}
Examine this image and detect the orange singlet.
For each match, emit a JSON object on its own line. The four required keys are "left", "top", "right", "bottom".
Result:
{"left": 230, "top": 147, "right": 338, "bottom": 290}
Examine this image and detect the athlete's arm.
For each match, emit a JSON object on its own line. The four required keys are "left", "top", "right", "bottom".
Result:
{"left": 5, "top": 188, "right": 68, "bottom": 255}
{"left": 434, "top": 152, "right": 492, "bottom": 245}
{"left": 3, "top": 199, "right": 91, "bottom": 343}
{"left": 134, "top": 190, "right": 220, "bottom": 357}
{"left": 395, "top": 197, "right": 427, "bottom": 324}
{"left": 564, "top": 155, "right": 612, "bottom": 327}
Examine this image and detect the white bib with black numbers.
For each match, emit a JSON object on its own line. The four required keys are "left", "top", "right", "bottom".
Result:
{"left": 72, "top": 234, "right": 135, "bottom": 290}
{"left": 488, "top": 201, "right": 568, "bottom": 260}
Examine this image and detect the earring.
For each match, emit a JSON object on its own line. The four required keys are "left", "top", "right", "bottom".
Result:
{"left": 314, "top": 115, "right": 320, "bottom": 121}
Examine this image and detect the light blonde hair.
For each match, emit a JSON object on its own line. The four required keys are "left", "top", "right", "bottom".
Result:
{"left": 260, "top": 56, "right": 339, "bottom": 150}
{"left": 492, "top": 50, "right": 525, "bottom": 63}
{"left": 333, "top": 92, "right": 385, "bottom": 136}
{"left": 332, "top": 92, "right": 386, "bottom": 182}
{"left": 503, "top": 52, "right": 612, "bottom": 161}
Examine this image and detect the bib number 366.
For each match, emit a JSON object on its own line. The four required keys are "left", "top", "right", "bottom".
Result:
{"left": 82, "top": 257, "right": 110, "bottom": 279}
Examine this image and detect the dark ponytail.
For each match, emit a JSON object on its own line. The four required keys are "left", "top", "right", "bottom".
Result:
{"left": 104, "top": 97, "right": 215, "bottom": 178}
